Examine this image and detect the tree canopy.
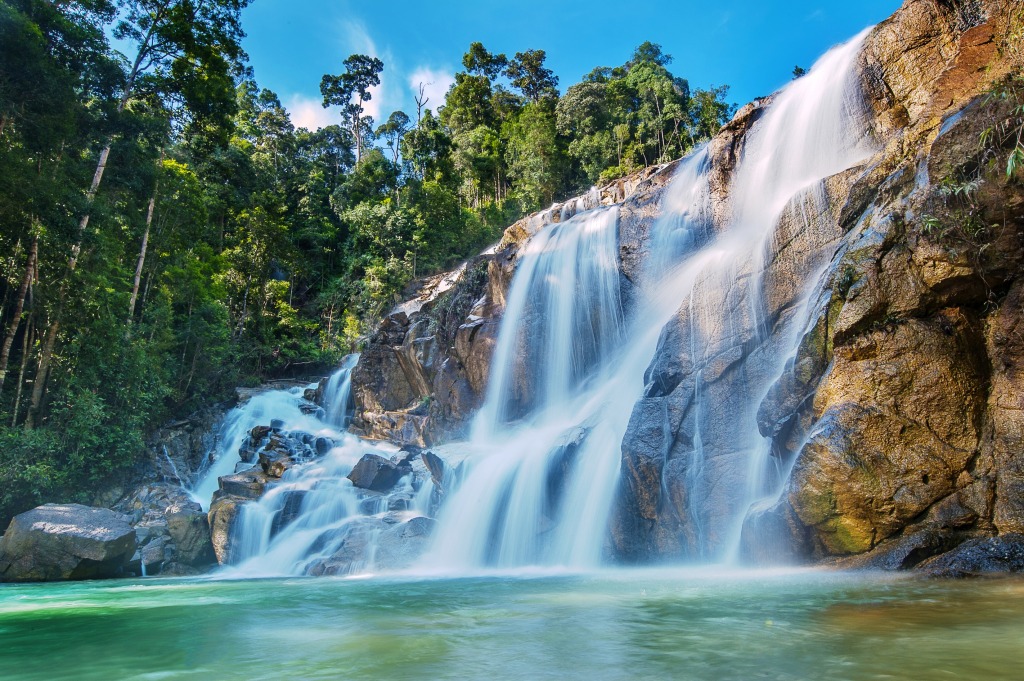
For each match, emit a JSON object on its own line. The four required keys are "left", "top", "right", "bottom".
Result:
{"left": 0, "top": 1, "right": 735, "bottom": 524}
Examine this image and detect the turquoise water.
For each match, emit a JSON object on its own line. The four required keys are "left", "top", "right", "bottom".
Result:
{"left": 1, "top": 569, "right": 1022, "bottom": 680}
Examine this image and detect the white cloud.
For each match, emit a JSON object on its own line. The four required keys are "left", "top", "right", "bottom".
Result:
{"left": 285, "top": 93, "right": 334, "bottom": 131}
{"left": 408, "top": 67, "right": 455, "bottom": 115}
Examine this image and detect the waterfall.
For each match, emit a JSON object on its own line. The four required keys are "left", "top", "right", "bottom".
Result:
{"left": 322, "top": 354, "right": 359, "bottom": 426}
{"left": 424, "top": 27, "right": 876, "bottom": 569}
{"left": 190, "top": 355, "right": 360, "bottom": 510}
{"left": 192, "top": 26, "right": 879, "bottom": 575}
{"left": 427, "top": 207, "right": 630, "bottom": 569}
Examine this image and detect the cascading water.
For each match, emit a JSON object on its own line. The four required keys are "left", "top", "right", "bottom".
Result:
{"left": 427, "top": 207, "right": 631, "bottom": 569}
{"left": 195, "top": 27, "right": 879, "bottom": 575}
{"left": 423, "top": 27, "right": 877, "bottom": 569}
{"left": 321, "top": 354, "right": 359, "bottom": 426}
{"left": 190, "top": 355, "right": 361, "bottom": 511}
{"left": 190, "top": 387, "right": 318, "bottom": 511}
{"left": 189, "top": 352, "right": 436, "bottom": 577}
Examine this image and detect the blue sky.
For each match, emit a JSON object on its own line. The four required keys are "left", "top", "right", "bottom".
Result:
{"left": 240, "top": 0, "right": 901, "bottom": 130}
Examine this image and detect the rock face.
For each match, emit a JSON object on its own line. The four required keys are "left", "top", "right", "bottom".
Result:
{"left": 144, "top": 406, "right": 227, "bottom": 489}
{"left": 0, "top": 504, "right": 136, "bottom": 582}
{"left": 623, "top": 0, "right": 1024, "bottom": 567}
{"left": 116, "top": 484, "right": 216, "bottom": 575}
{"left": 350, "top": 163, "right": 680, "bottom": 446}
{"left": 344, "top": 0, "right": 1024, "bottom": 572}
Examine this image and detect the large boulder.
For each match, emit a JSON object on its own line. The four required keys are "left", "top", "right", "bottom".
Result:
{"left": 785, "top": 315, "right": 986, "bottom": 556}
{"left": 208, "top": 495, "right": 246, "bottom": 565}
{"left": 117, "top": 483, "right": 216, "bottom": 575}
{"left": 347, "top": 453, "right": 406, "bottom": 493}
{"left": 0, "top": 504, "right": 136, "bottom": 582}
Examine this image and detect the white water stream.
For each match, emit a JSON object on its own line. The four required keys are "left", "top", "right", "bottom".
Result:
{"left": 425, "top": 26, "right": 876, "bottom": 568}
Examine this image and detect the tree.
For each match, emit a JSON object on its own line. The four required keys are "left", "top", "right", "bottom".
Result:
{"left": 629, "top": 41, "right": 673, "bottom": 68}
{"left": 320, "top": 54, "right": 383, "bottom": 163}
{"left": 376, "top": 110, "right": 411, "bottom": 164}
{"left": 505, "top": 102, "right": 566, "bottom": 209}
{"left": 463, "top": 42, "right": 508, "bottom": 80}
{"left": 26, "top": 0, "right": 250, "bottom": 428}
{"left": 506, "top": 49, "right": 559, "bottom": 103}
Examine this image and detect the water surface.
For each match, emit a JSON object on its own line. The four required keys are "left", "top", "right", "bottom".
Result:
{"left": 1, "top": 570, "right": 1022, "bottom": 680}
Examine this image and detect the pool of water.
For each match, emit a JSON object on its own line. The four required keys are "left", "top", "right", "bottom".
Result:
{"left": 1, "top": 569, "right": 1022, "bottom": 680}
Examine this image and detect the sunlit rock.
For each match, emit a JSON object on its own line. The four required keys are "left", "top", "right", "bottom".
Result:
{"left": 0, "top": 504, "right": 136, "bottom": 582}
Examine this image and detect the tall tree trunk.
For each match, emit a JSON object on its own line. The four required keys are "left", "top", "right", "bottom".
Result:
{"left": 24, "top": 315, "right": 55, "bottom": 430}
{"left": 129, "top": 153, "right": 162, "bottom": 321}
{"left": 26, "top": 32, "right": 153, "bottom": 427}
{"left": 11, "top": 316, "right": 33, "bottom": 427}
{"left": 234, "top": 274, "right": 253, "bottom": 340}
{"left": 0, "top": 231, "right": 37, "bottom": 391}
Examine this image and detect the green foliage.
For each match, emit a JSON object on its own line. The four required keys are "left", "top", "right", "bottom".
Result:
{"left": 980, "top": 73, "right": 1024, "bottom": 181}
{"left": 556, "top": 44, "right": 735, "bottom": 185}
{"left": 0, "top": 4, "right": 736, "bottom": 524}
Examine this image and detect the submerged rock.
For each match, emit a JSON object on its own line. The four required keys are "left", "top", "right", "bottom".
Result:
{"left": 0, "top": 504, "right": 136, "bottom": 582}
{"left": 305, "top": 515, "right": 436, "bottom": 576}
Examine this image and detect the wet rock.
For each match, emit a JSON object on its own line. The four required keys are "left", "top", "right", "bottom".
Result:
{"left": 208, "top": 495, "right": 246, "bottom": 565}
{"left": 422, "top": 450, "right": 446, "bottom": 488}
{"left": 840, "top": 529, "right": 968, "bottom": 571}
{"left": 305, "top": 515, "right": 436, "bottom": 576}
{"left": 116, "top": 483, "right": 215, "bottom": 574}
{"left": 259, "top": 450, "right": 295, "bottom": 478}
{"left": 305, "top": 518, "right": 381, "bottom": 575}
{"left": 0, "top": 504, "right": 136, "bottom": 582}
{"left": 347, "top": 454, "right": 404, "bottom": 493}
{"left": 218, "top": 470, "right": 272, "bottom": 499}
{"left": 387, "top": 493, "right": 415, "bottom": 511}
{"left": 269, "top": 491, "right": 307, "bottom": 538}
{"left": 920, "top": 534, "right": 1024, "bottom": 577}
{"left": 239, "top": 425, "right": 272, "bottom": 464}
{"left": 374, "top": 516, "right": 437, "bottom": 570}
{"left": 298, "top": 403, "right": 323, "bottom": 417}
